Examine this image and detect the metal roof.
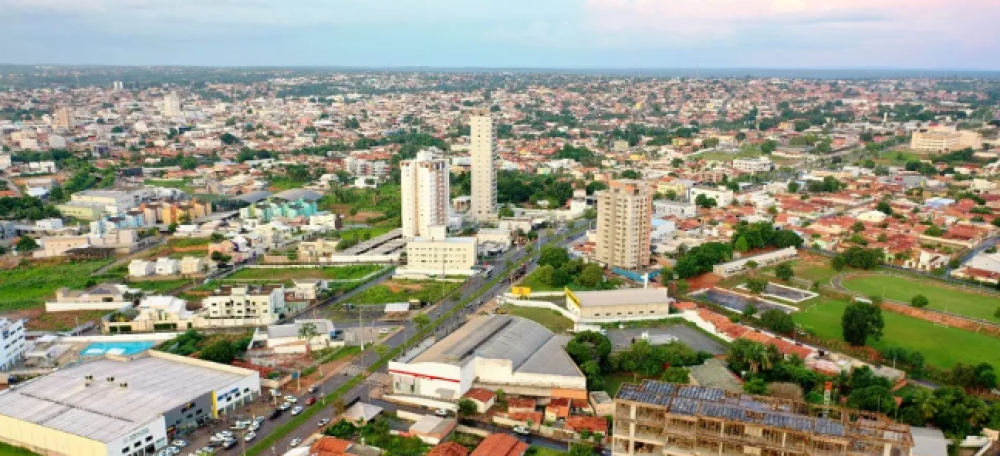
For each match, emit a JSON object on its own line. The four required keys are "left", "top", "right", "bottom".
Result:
{"left": 574, "top": 288, "right": 670, "bottom": 307}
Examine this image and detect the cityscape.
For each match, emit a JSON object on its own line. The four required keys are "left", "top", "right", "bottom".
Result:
{"left": 1, "top": 4, "right": 1000, "bottom": 456}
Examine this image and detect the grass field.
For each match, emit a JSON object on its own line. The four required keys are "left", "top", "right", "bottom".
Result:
{"left": 794, "top": 297, "right": 1000, "bottom": 371}
{"left": 841, "top": 274, "right": 1000, "bottom": 321}
{"left": 0, "top": 260, "right": 113, "bottom": 311}
{"left": 127, "top": 279, "right": 191, "bottom": 295}
{"left": 226, "top": 265, "right": 384, "bottom": 282}
{"left": 499, "top": 305, "right": 574, "bottom": 333}
{"left": 335, "top": 225, "right": 397, "bottom": 241}
{"left": 0, "top": 442, "right": 40, "bottom": 456}
{"left": 527, "top": 447, "right": 569, "bottom": 456}
{"left": 348, "top": 280, "right": 463, "bottom": 305}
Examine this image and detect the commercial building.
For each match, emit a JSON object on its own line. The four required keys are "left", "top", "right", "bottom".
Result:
{"left": 910, "top": 125, "right": 982, "bottom": 153}
{"left": 596, "top": 180, "right": 653, "bottom": 270}
{"left": 612, "top": 379, "right": 912, "bottom": 456}
{"left": 732, "top": 157, "right": 774, "bottom": 173}
{"left": 388, "top": 315, "right": 586, "bottom": 405}
{"left": 0, "top": 351, "right": 260, "bottom": 456}
{"left": 401, "top": 225, "right": 478, "bottom": 276}
{"left": 566, "top": 288, "right": 671, "bottom": 320}
{"left": 0, "top": 318, "right": 26, "bottom": 371}
{"left": 202, "top": 284, "right": 286, "bottom": 326}
{"left": 401, "top": 149, "right": 450, "bottom": 238}
{"left": 265, "top": 319, "right": 338, "bottom": 353}
{"left": 470, "top": 109, "right": 497, "bottom": 221}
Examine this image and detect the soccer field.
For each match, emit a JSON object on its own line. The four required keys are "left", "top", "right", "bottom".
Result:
{"left": 841, "top": 274, "right": 1000, "bottom": 321}
{"left": 794, "top": 297, "right": 1000, "bottom": 371}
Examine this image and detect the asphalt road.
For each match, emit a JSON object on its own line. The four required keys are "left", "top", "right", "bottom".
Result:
{"left": 187, "top": 222, "right": 589, "bottom": 455}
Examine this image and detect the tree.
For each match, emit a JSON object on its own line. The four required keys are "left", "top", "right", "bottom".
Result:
{"left": 842, "top": 301, "right": 885, "bottom": 347}
{"left": 457, "top": 398, "right": 478, "bottom": 417}
{"left": 15, "top": 236, "right": 38, "bottom": 252}
{"left": 911, "top": 294, "right": 929, "bottom": 308}
{"left": 199, "top": 339, "right": 237, "bottom": 364}
{"left": 760, "top": 309, "right": 795, "bottom": 335}
{"left": 744, "top": 378, "right": 768, "bottom": 394}
{"left": 577, "top": 263, "right": 604, "bottom": 288}
{"left": 746, "top": 278, "right": 768, "bottom": 295}
{"left": 775, "top": 263, "right": 794, "bottom": 281}
{"left": 569, "top": 443, "right": 598, "bottom": 456}
{"left": 831, "top": 255, "right": 846, "bottom": 271}
{"left": 851, "top": 221, "right": 866, "bottom": 233}
{"left": 498, "top": 205, "right": 515, "bottom": 218}
{"left": 767, "top": 382, "right": 804, "bottom": 401}
{"left": 210, "top": 232, "right": 225, "bottom": 242}
{"left": 694, "top": 193, "right": 717, "bottom": 209}
{"left": 413, "top": 314, "right": 431, "bottom": 333}
{"left": 373, "top": 344, "right": 388, "bottom": 358}
{"left": 298, "top": 322, "right": 320, "bottom": 354}
{"left": 787, "top": 181, "right": 800, "bottom": 193}
{"left": 324, "top": 419, "right": 358, "bottom": 438}
{"left": 743, "top": 302, "right": 759, "bottom": 319}
{"left": 734, "top": 236, "right": 749, "bottom": 253}
{"left": 847, "top": 385, "right": 896, "bottom": 414}
{"left": 876, "top": 201, "right": 893, "bottom": 215}
{"left": 660, "top": 367, "right": 690, "bottom": 383}
{"left": 538, "top": 245, "right": 570, "bottom": 269}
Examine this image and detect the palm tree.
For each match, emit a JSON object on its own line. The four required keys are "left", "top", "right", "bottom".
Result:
{"left": 969, "top": 398, "right": 989, "bottom": 427}
{"left": 913, "top": 389, "right": 938, "bottom": 420}
{"left": 298, "top": 322, "right": 320, "bottom": 355}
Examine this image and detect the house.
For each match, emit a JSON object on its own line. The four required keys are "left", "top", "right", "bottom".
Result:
{"left": 45, "top": 283, "right": 136, "bottom": 312}
{"left": 179, "top": 256, "right": 207, "bottom": 275}
{"left": 589, "top": 391, "right": 615, "bottom": 417}
{"left": 154, "top": 257, "right": 180, "bottom": 276}
{"left": 544, "top": 397, "right": 571, "bottom": 422}
{"left": 462, "top": 388, "right": 497, "bottom": 414}
{"left": 471, "top": 434, "right": 528, "bottom": 456}
{"left": 565, "top": 415, "right": 609, "bottom": 439}
{"left": 292, "top": 279, "right": 325, "bottom": 300}
{"left": 265, "top": 319, "right": 338, "bottom": 353}
{"left": 129, "top": 259, "right": 155, "bottom": 277}
{"left": 406, "top": 415, "right": 457, "bottom": 445}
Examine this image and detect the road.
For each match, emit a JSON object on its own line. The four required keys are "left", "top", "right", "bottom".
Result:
{"left": 188, "top": 222, "right": 589, "bottom": 455}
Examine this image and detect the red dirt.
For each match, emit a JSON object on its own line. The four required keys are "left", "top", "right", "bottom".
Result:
{"left": 686, "top": 273, "right": 722, "bottom": 291}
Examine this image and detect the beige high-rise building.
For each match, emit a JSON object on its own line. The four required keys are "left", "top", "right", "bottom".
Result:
{"left": 910, "top": 125, "right": 982, "bottom": 152}
{"left": 469, "top": 109, "right": 497, "bottom": 221}
{"left": 596, "top": 179, "right": 652, "bottom": 270}
{"left": 53, "top": 106, "right": 73, "bottom": 129}
{"left": 162, "top": 93, "right": 181, "bottom": 117}
{"left": 401, "top": 148, "right": 450, "bottom": 238}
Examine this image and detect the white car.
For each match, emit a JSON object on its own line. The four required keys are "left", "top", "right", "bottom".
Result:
{"left": 378, "top": 327, "right": 390, "bottom": 334}
{"left": 512, "top": 426, "right": 530, "bottom": 435}
{"left": 317, "top": 418, "right": 330, "bottom": 427}
{"left": 434, "top": 409, "right": 449, "bottom": 417}
{"left": 215, "top": 431, "right": 233, "bottom": 439}
{"left": 279, "top": 402, "right": 292, "bottom": 411}
{"left": 289, "top": 438, "right": 302, "bottom": 447}
{"left": 291, "top": 406, "right": 304, "bottom": 416}
{"left": 254, "top": 416, "right": 265, "bottom": 424}
{"left": 308, "top": 386, "right": 317, "bottom": 393}
{"left": 244, "top": 432, "right": 256, "bottom": 442}
{"left": 249, "top": 422, "right": 260, "bottom": 432}
{"left": 284, "top": 395, "right": 298, "bottom": 403}
{"left": 171, "top": 440, "right": 188, "bottom": 448}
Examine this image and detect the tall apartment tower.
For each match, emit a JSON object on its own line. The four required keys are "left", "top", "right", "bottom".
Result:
{"left": 53, "top": 107, "right": 73, "bottom": 129}
{"left": 400, "top": 149, "right": 450, "bottom": 238}
{"left": 162, "top": 93, "right": 181, "bottom": 117}
{"left": 469, "top": 109, "right": 497, "bottom": 221}
{"left": 596, "top": 179, "right": 653, "bottom": 270}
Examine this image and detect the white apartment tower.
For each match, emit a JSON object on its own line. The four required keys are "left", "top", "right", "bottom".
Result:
{"left": 469, "top": 109, "right": 497, "bottom": 220}
{"left": 596, "top": 179, "right": 653, "bottom": 270}
{"left": 162, "top": 93, "right": 181, "bottom": 117}
{"left": 401, "top": 148, "right": 450, "bottom": 238}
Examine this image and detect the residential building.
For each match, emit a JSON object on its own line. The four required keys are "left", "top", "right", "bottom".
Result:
{"left": 401, "top": 225, "right": 478, "bottom": 276}
{"left": 105, "top": 295, "right": 195, "bottom": 333}
{"left": 265, "top": 319, "right": 337, "bottom": 353}
{"left": 910, "top": 125, "right": 982, "bottom": 152}
{"left": 612, "top": 380, "right": 913, "bottom": 456}
{"left": 154, "top": 257, "right": 180, "bottom": 276}
{"left": 596, "top": 180, "right": 653, "bottom": 270}
{"left": 713, "top": 246, "right": 798, "bottom": 277}
{"left": 202, "top": 284, "right": 286, "bottom": 326}
{"left": 0, "top": 351, "right": 260, "bottom": 456}
{"left": 0, "top": 318, "right": 26, "bottom": 371}
{"left": 732, "top": 157, "right": 774, "bottom": 173}
{"left": 653, "top": 201, "right": 697, "bottom": 218}
{"left": 45, "top": 283, "right": 136, "bottom": 312}
{"left": 387, "top": 315, "right": 587, "bottom": 405}
{"left": 162, "top": 93, "right": 181, "bottom": 117}
{"left": 401, "top": 149, "right": 450, "bottom": 238}
{"left": 470, "top": 109, "right": 497, "bottom": 221}
{"left": 688, "top": 186, "right": 734, "bottom": 207}
{"left": 129, "top": 259, "right": 156, "bottom": 277}
{"left": 470, "top": 434, "right": 528, "bottom": 456}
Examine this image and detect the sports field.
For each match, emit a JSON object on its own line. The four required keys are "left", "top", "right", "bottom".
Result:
{"left": 841, "top": 274, "right": 999, "bottom": 321}
{"left": 794, "top": 297, "right": 1000, "bottom": 371}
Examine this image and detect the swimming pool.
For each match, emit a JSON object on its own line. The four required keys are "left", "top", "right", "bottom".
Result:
{"left": 81, "top": 341, "right": 155, "bottom": 357}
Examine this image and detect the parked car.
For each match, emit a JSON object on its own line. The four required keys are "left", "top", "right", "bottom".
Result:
{"left": 308, "top": 386, "right": 317, "bottom": 393}
{"left": 289, "top": 438, "right": 302, "bottom": 447}
{"left": 513, "top": 426, "right": 530, "bottom": 435}
{"left": 254, "top": 416, "right": 265, "bottom": 424}
{"left": 216, "top": 431, "right": 233, "bottom": 439}
{"left": 284, "top": 395, "right": 298, "bottom": 403}
{"left": 434, "top": 409, "right": 449, "bottom": 417}
{"left": 279, "top": 402, "right": 292, "bottom": 411}
{"left": 244, "top": 432, "right": 256, "bottom": 442}
{"left": 317, "top": 418, "right": 330, "bottom": 427}
{"left": 171, "top": 440, "right": 188, "bottom": 448}
{"left": 291, "top": 406, "right": 303, "bottom": 416}
{"left": 222, "top": 439, "right": 238, "bottom": 450}
{"left": 379, "top": 327, "right": 390, "bottom": 334}
{"left": 269, "top": 408, "right": 283, "bottom": 419}
{"left": 304, "top": 396, "right": 317, "bottom": 406}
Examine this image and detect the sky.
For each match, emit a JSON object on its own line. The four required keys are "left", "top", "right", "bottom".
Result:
{"left": 1, "top": 0, "right": 999, "bottom": 69}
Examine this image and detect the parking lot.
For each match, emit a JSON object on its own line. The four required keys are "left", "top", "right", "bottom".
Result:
{"left": 607, "top": 325, "right": 727, "bottom": 355}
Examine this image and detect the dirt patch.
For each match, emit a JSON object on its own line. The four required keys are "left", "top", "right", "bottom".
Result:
{"left": 798, "top": 251, "right": 830, "bottom": 267}
{"left": 686, "top": 273, "right": 722, "bottom": 291}
{"left": 350, "top": 211, "right": 383, "bottom": 222}
{"left": 22, "top": 309, "right": 107, "bottom": 332}
{"left": 383, "top": 281, "right": 424, "bottom": 293}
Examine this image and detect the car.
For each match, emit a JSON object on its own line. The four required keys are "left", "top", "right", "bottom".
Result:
{"left": 291, "top": 406, "right": 303, "bottom": 416}
{"left": 284, "top": 395, "right": 298, "bottom": 403}
{"left": 378, "top": 327, "right": 390, "bottom": 334}
{"left": 512, "top": 426, "right": 530, "bottom": 435}
{"left": 171, "top": 440, "right": 188, "bottom": 448}
{"left": 222, "top": 439, "right": 238, "bottom": 450}
{"left": 269, "top": 408, "right": 283, "bottom": 419}
{"left": 249, "top": 422, "right": 260, "bottom": 432}
{"left": 166, "top": 448, "right": 181, "bottom": 455}
{"left": 317, "top": 418, "right": 330, "bottom": 427}
{"left": 197, "top": 447, "right": 214, "bottom": 455}
{"left": 304, "top": 396, "right": 317, "bottom": 406}
{"left": 279, "top": 402, "right": 292, "bottom": 411}
{"left": 216, "top": 431, "right": 233, "bottom": 439}
{"left": 434, "top": 409, "right": 449, "bottom": 417}
{"left": 308, "top": 385, "right": 318, "bottom": 393}
{"left": 230, "top": 423, "right": 246, "bottom": 430}
{"left": 289, "top": 438, "right": 302, "bottom": 447}
{"left": 244, "top": 432, "right": 256, "bottom": 442}
{"left": 254, "top": 416, "right": 265, "bottom": 424}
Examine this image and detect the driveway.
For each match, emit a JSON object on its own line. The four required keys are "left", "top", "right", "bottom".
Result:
{"left": 608, "top": 326, "right": 727, "bottom": 355}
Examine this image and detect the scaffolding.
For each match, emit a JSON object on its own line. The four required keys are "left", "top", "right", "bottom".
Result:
{"left": 613, "top": 380, "right": 913, "bottom": 456}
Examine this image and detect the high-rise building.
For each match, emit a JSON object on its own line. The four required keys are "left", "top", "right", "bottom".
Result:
{"left": 162, "top": 93, "right": 181, "bottom": 117}
{"left": 596, "top": 179, "right": 652, "bottom": 270}
{"left": 53, "top": 106, "right": 73, "bottom": 129}
{"left": 469, "top": 108, "right": 497, "bottom": 221}
{"left": 113, "top": 80, "right": 124, "bottom": 91}
{"left": 400, "top": 148, "right": 450, "bottom": 238}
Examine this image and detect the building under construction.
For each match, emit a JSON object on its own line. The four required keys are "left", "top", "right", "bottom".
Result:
{"left": 613, "top": 380, "right": 913, "bottom": 456}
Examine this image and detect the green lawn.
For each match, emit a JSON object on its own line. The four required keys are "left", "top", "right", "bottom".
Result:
{"left": 127, "top": 279, "right": 191, "bottom": 295}
{"left": 226, "top": 265, "right": 384, "bottom": 282}
{"left": 0, "top": 442, "right": 40, "bottom": 456}
{"left": 841, "top": 274, "right": 1000, "bottom": 321}
{"left": 335, "top": 226, "right": 397, "bottom": 240}
{"left": 499, "top": 305, "right": 574, "bottom": 333}
{"left": 794, "top": 297, "right": 1000, "bottom": 371}
{"left": 527, "top": 447, "right": 569, "bottom": 456}
{"left": 348, "top": 280, "right": 463, "bottom": 305}
{"left": 0, "top": 260, "right": 114, "bottom": 311}
{"left": 167, "top": 238, "right": 211, "bottom": 248}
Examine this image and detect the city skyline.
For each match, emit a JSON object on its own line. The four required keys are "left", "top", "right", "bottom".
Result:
{"left": 2, "top": 0, "right": 999, "bottom": 70}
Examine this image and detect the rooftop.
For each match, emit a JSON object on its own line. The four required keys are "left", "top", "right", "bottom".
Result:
{"left": 573, "top": 288, "right": 670, "bottom": 307}
{"left": 0, "top": 352, "right": 255, "bottom": 443}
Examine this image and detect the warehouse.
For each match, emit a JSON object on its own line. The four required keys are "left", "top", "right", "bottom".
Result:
{"left": 566, "top": 288, "right": 672, "bottom": 320}
{"left": 0, "top": 350, "right": 259, "bottom": 456}
{"left": 388, "top": 315, "right": 586, "bottom": 405}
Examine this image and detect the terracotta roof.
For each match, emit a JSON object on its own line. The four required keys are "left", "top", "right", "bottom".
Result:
{"left": 471, "top": 434, "right": 529, "bottom": 456}
{"left": 565, "top": 415, "right": 609, "bottom": 434}
{"left": 463, "top": 388, "right": 496, "bottom": 404}
{"left": 507, "top": 397, "right": 536, "bottom": 409}
{"left": 428, "top": 442, "right": 471, "bottom": 456}
{"left": 310, "top": 437, "right": 353, "bottom": 456}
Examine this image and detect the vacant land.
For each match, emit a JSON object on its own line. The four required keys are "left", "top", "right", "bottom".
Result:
{"left": 349, "top": 279, "right": 462, "bottom": 305}
{"left": 499, "top": 304, "right": 574, "bottom": 333}
{"left": 23, "top": 309, "right": 108, "bottom": 332}
{"left": 841, "top": 274, "right": 999, "bottom": 321}
{"left": 0, "top": 260, "right": 113, "bottom": 311}
{"left": 793, "top": 297, "right": 1000, "bottom": 371}
{"left": 127, "top": 279, "right": 191, "bottom": 295}
{"left": 227, "top": 265, "right": 384, "bottom": 282}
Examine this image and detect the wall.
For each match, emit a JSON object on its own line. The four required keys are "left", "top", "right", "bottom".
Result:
{"left": 104, "top": 415, "right": 168, "bottom": 456}
{"left": 0, "top": 415, "right": 109, "bottom": 456}
{"left": 45, "top": 300, "right": 130, "bottom": 312}
{"left": 388, "top": 360, "right": 465, "bottom": 399}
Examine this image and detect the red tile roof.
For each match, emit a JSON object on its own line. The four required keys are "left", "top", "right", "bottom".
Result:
{"left": 565, "top": 416, "right": 609, "bottom": 434}
{"left": 428, "top": 442, "right": 471, "bottom": 456}
{"left": 471, "top": 434, "right": 529, "bottom": 456}
{"left": 464, "top": 388, "right": 496, "bottom": 404}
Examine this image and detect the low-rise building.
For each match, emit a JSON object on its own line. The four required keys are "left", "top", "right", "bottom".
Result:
{"left": 712, "top": 246, "right": 798, "bottom": 277}
{"left": 565, "top": 288, "right": 671, "bottom": 321}
{"left": 0, "top": 318, "right": 26, "bottom": 371}
{"left": 401, "top": 225, "right": 478, "bottom": 276}
{"left": 265, "top": 319, "right": 337, "bottom": 353}
{"left": 45, "top": 283, "right": 136, "bottom": 312}
{"left": 202, "top": 284, "right": 286, "bottom": 326}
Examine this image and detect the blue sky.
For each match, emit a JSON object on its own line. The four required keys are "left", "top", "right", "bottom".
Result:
{"left": 2, "top": 0, "right": 998, "bottom": 69}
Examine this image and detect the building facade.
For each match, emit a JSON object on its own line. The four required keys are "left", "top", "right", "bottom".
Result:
{"left": 910, "top": 125, "right": 982, "bottom": 152}
{"left": 0, "top": 318, "right": 26, "bottom": 371}
{"left": 469, "top": 109, "right": 497, "bottom": 221}
{"left": 596, "top": 180, "right": 653, "bottom": 270}
{"left": 403, "top": 225, "right": 477, "bottom": 276}
{"left": 202, "top": 285, "right": 285, "bottom": 325}
{"left": 401, "top": 149, "right": 450, "bottom": 238}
